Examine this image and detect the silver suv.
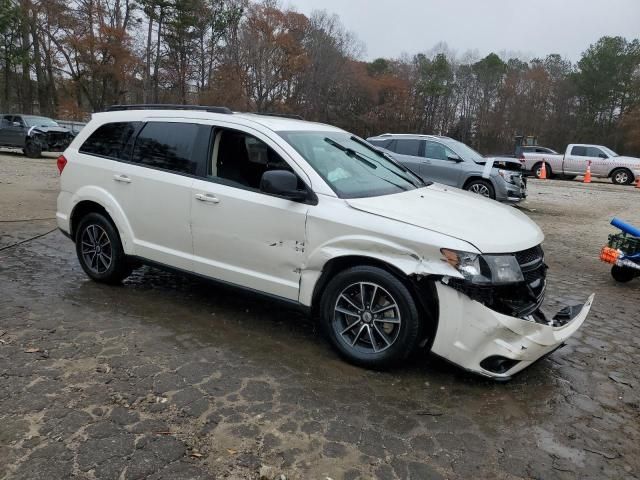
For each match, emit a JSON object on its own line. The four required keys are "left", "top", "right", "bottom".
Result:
{"left": 367, "top": 134, "right": 526, "bottom": 202}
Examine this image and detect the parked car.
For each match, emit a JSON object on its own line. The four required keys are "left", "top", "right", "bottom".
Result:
{"left": 367, "top": 134, "right": 526, "bottom": 202}
{"left": 0, "top": 114, "right": 74, "bottom": 157}
{"left": 522, "top": 144, "right": 640, "bottom": 184}
{"left": 56, "top": 105, "right": 593, "bottom": 380}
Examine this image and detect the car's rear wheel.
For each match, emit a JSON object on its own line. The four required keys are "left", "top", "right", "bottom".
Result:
{"left": 75, "top": 212, "right": 131, "bottom": 284}
{"left": 24, "top": 140, "right": 42, "bottom": 158}
{"left": 465, "top": 179, "right": 496, "bottom": 199}
{"left": 320, "top": 266, "right": 422, "bottom": 369}
{"left": 532, "top": 162, "right": 552, "bottom": 179}
{"left": 611, "top": 168, "right": 633, "bottom": 185}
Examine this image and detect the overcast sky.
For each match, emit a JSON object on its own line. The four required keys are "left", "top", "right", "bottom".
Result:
{"left": 286, "top": 0, "right": 640, "bottom": 62}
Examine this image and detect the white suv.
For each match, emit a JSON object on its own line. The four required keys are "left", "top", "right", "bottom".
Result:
{"left": 56, "top": 105, "right": 594, "bottom": 379}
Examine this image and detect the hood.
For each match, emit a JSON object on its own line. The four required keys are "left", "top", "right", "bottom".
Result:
{"left": 30, "top": 126, "right": 71, "bottom": 134}
{"left": 346, "top": 184, "right": 544, "bottom": 253}
{"left": 478, "top": 157, "right": 524, "bottom": 171}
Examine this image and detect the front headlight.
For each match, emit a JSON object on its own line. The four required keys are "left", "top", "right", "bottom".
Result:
{"left": 498, "top": 169, "right": 517, "bottom": 184}
{"left": 441, "top": 249, "right": 524, "bottom": 285}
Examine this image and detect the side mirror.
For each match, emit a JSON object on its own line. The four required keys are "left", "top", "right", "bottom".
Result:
{"left": 12, "top": 121, "right": 21, "bottom": 127}
{"left": 260, "top": 170, "right": 308, "bottom": 201}
{"left": 447, "top": 154, "right": 462, "bottom": 162}
{"left": 599, "top": 153, "right": 607, "bottom": 159}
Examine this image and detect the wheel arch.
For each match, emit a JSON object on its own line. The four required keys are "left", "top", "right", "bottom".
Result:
{"left": 306, "top": 253, "right": 441, "bottom": 347}
{"left": 69, "top": 187, "right": 135, "bottom": 253}
{"left": 462, "top": 175, "right": 495, "bottom": 190}
{"left": 608, "top": 166, "right": 633, "bottom": 179}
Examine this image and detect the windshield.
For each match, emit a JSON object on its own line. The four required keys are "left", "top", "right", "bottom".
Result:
{"left": 601, "top": 146, "right": 618, "bottom": 157}
{"left": 279, "top": 131, "right": 423, "bottom": 199}
{"left": 443, "top": 139, "right": 485, "bottom": 163}
{"left": 23, "top": 116, "right": 58, "bottom": 127}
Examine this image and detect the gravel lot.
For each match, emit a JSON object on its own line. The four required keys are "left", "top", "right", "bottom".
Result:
{"left": 1, "top": 152, "right": 639, "bottom": 480}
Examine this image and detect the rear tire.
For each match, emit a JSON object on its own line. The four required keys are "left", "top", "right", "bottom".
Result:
{"left": 75, "top": 212, "right": 131, "bottom": 284}
{"left": 464, "top": 179, "right": 496, "bottom": 199}
{"left": 533, "top": 162, "right": 553, "bottom": 179}
{"left": 24, "top": 140, "right": 42, "bottom": 158}
{"left": 611, "top": 168, "right": 633, "bottom": 185}
{"left": 611, "top": 265, "right": 636, "bottom": 283}
{"left": 320, "top": 266, "right": 422, "bottom": 369}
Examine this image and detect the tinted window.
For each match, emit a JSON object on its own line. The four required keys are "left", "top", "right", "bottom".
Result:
{"left": 211, "top": 129, "right": 295, "bottom": 190}
{"left": 571, "top": 146, "right": 587, "bottom": 156}
{"left": 586, "top": 146, "right": 605, "bottom": 157}
{"left": 80, "top": 122, "right": 140, "bottom": 160}
{"left": 132, "top": 122, "right": 199, "bottom": 174}
{"left": 394, "top": 139, "right": 421, "bottom": 156}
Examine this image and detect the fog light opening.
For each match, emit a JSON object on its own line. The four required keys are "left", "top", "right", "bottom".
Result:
{"left": 480, "top": 356, "right": 520, "bottom": 374}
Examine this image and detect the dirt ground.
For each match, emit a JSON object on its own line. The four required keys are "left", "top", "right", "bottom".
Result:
{"left": 1, "top": 152, "right": 639, "bottom": 480}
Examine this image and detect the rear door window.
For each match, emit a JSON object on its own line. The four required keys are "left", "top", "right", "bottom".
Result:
{"left": 394, "top": 139, "right": 421, "bottom": 157}
{"left": 80, "top": 122, "right": 140, "bottom": 160}
{"left": 131, "top": 122, "right": 201, "bottom": 175}
{"left": 571, "top": 146, "right": 587, "bottom": 156}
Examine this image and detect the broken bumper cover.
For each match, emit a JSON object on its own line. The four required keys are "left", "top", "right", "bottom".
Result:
{"left": 431, "top": 283, "right": 594, "bottom": 379}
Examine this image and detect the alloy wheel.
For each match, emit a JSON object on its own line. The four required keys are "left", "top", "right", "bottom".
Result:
{"left": 469, "top": 183, "right": 491, "bottom": 197}
{"left": 333, "top": 282, "right": 401, "bottom": 353}
{"left": 614, "top": 171, "right": 629, "bottom": 184}
{"left": 80, "top": 224, "right": 113, "bottom": 274}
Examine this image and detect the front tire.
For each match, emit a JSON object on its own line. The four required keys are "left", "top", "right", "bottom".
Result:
{"left": 24, "top": 140, "right": 42, "bottom": 158}
{"left": 320, "top": 266, "right": 422, "bottom": 369}
{"left": 465, "top": 179, "right": 496, "bottom": 199}
{"left": 611, "top": 265, "right": 636, "bottom": 283}
{"left": 75, "top": 213, "right": 131, "bottom": 284}
{"left": 611, "top": 168, "right": 633, "bottom": 185}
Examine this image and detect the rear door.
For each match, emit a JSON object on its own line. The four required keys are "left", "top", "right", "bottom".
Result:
{"left": 387, "top": 139, "right": 424, "bottom": 178}
{"left": 190, "top": 125, "right": 309, "bottom": 300}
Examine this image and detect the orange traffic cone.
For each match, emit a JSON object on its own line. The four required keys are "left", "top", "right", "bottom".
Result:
{"left": 539, "top": 161, "right": 547, "bottom": 180}
{"left": 583, "top": 162, "right": 592, "bottom": 183}
{"left": 636, "top": 176, "right": 640, "bottom": 189}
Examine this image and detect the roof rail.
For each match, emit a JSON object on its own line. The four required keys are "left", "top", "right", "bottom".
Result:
{"left": 105, "top": 104, "right": 233, "bottom": 114}
{"left": 253, "top": 112, "right": 304, "bottom": 120}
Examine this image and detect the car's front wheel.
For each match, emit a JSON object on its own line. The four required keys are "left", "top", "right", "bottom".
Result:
{"left": 465, "top": 179, "right": 496, "bottom": 199}
{"left": 24, "top": 140, "right": 42, "bottom": 158}
{"left": 611, "top": 168, "right": 634, "bottom": 185}
{"left": 75, "top": 212, "right": 131, "bottom": 284}
{"left": 320, "top": 266, "right": 422, "bottom": 369}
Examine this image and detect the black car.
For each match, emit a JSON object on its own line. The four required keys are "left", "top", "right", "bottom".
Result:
{"left": 0, "top": 114, "right": 74, "bottom": 157}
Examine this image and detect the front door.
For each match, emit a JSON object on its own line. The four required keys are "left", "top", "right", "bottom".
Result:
{"left": 421, "top": 140, "right": 464, "bottom": 185}
{"left": 191, "top": 127, "right": 309, "bottom": 300}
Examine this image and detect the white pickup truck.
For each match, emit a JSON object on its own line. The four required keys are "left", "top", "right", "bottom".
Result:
{"left": 522, "top": 144, "right": 640, "bottom": 185}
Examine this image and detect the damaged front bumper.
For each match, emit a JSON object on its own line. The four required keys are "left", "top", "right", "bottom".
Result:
{"left": 431, "top": 282, "right": 594, "bottom": 380}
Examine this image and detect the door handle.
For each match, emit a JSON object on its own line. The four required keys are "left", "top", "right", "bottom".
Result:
{"left": 195, "top": 193, "right": 220, "bottom": 204}
{"left": 113, "top": 174, "right": 132, "bottom": 184}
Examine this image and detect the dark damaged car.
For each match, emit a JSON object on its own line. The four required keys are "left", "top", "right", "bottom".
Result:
{"left": 0, "top": 114, "right": 75, "bottom": 158}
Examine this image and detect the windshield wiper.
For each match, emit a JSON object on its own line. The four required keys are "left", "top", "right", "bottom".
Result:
{"left": 323, "top": 138, "right": 408, "bottom": 191}
{"left": 348, "top": 136, "right": 430, "bottom": 188}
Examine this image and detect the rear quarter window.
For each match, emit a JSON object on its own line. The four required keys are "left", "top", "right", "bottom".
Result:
{"left": 80, "top": 122, "right": 140, "bottom": 160}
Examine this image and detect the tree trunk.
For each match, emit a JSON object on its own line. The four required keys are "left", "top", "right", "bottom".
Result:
{"left": 20, "top": 0, "right": 33, "bottom": 113}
